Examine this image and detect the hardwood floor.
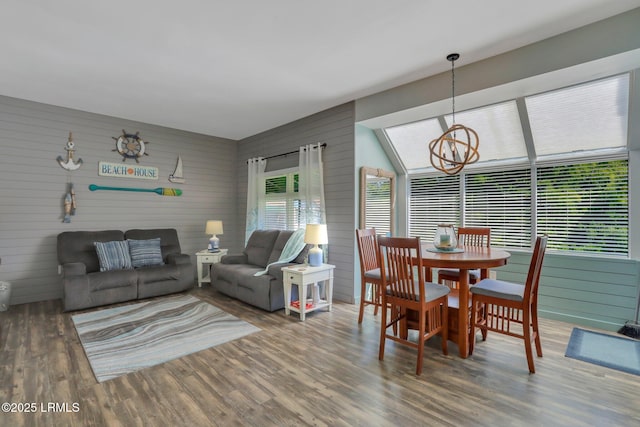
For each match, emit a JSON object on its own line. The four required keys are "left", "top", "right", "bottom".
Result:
{"left": 1, "top": 287, "right": 638, "bottom": 427}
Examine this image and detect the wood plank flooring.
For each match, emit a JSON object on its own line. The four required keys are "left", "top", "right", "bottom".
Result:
{"left": 1, "top": 287, "right": 639, "bottom": 426}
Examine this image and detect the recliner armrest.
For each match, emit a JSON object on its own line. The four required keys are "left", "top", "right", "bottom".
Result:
{"left": 167, "top": 253, "right": 191, "bottom": 266}
{"left": 61, "top": 262, "right": 86, "bottom": 277}
{"left": 221, "top": 254, "right": 249, "bottom": 264}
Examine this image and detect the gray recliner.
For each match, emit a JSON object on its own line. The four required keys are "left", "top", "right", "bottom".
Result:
{"left": 211, "top": 229, "right": 309, "bottom": 311}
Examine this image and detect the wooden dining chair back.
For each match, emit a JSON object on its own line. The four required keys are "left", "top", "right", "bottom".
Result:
{"left": 438, "top": 227, "right": 491, "bottom": 289}
{"left": 377, "top": 236, "right": 450, "bottom": 375}
{"left": 356, "top": 228, "right": 384, "bottom": 324}
{"left": 469, "top": 235, "right": 548, "bottom": 373}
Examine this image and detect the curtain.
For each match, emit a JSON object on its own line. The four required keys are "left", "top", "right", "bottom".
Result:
{"left": 245, "top": 157, "right": 267, "bottom": 243}
{"left": 298, "top": 143, "right": 326, "bottom": 225}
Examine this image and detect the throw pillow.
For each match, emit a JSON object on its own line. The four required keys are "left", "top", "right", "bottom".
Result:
{"left": 94, "top": 240, "right": 133, "bottom": 272}
{"left": 128, "top": 238, "right": 164, "bottom": 268}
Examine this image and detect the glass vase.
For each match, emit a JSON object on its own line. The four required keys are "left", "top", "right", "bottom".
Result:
{"left": 434, "top": 224, "right": 457, "bottom": 250}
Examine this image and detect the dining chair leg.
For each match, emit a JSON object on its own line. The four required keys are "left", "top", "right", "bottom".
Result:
{"left": 391, "top": 304, "right": 398, "bottom": 336}
{"left": 400, "top": 307, "right": 409, "bottom": 340}
{"left": 479, "top": 303, "right": 488, "bottom": 341}
{"left": 469, "top": 301, "right": 477, "bottom": 356}
{"left": 358, "top": 280, "right": 367, "bottom": 324}
{"left": 532, "top": 304, "right": 543, "bottom": 357}
{"left": 441, "top": 300, "right": 448, "bottom": 355}
{"left": 523, "top": 314, "right": 536, "bottom": 374}
{"left": 416, "top": 311, "right": 426, "bottom": 375}
{"left": 373, "top": 283, "right": 380, "bottom": 315}
{"left": 378, "top": 297, "right": 388, "bottom": 362}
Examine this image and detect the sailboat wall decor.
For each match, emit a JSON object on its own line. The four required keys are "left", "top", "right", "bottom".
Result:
{"left": 169, "top": 155, "right": 185, "bottom": 183}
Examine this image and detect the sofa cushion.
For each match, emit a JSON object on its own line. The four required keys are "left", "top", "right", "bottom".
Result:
{"left": 128, "top": 238, "right": 164, "bottom": 268}
{"left": 215, "top": 263, "right": 265, "bottom": 285}
{"left": 245, "top": 230, "right": 280, "bottom": 268}
{"left": 58, "top": 230, "right": 125, "bottom": 274}
{"left": 266, "top": 230, "right": 295, "bottom": 265}
{"left": 94, "top": 240, "right": 133, "bottom": 272}
{"left": 136, "top": 264, "right": 180, "bottom": 283}
{"left": 88, "top": 269, "right": 137, "bottom": 292}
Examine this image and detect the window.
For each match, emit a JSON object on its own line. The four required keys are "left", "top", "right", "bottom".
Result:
{"left": 408, "top": 158, "right": 628, "bottom": 255}
{"left": 444, "top": 101, "right": 528, "bottom": 162}
{"left": 526, "top": 74, "right": 629, "bottom": 156}
{"left": 385, "top": 118, "right": 443, "bottom": 171}
{"left": 465, "top": 168, "right": 532, "bottom": 248}
{"left": 409, "top": 175, "right": 460, "bottom": 241}
{"left": 537, "top": 160, "right": 628, "bottom": 255}
{"left": 264, "top": 170, "right": 300, "bottom": 230}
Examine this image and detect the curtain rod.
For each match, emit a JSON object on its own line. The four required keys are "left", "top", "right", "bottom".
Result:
{"left": 247, "top": 143, "right": 327, "bottom": 163}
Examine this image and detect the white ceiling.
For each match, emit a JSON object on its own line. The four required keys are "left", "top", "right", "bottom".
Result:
{"left": 2, "top": 0, "right": 639, "bottom": 140}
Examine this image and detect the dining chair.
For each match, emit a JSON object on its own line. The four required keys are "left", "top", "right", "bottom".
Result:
{"left": 438, "top": 227, "right": 491, "bottom": 289}
{"left": 356, "top": 228, "right": 384, "bottom": 324}
{"left": 377, "top": 236, "right": 450, "bottom": 375}
{"left": 469, "top": 235, "right": 548, "bottom": 373}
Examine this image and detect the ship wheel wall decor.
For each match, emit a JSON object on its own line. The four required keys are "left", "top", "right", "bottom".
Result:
{"left": 112, "top": 130, "right": 149, "bottom": 162}
{"left": 428, "top": 53, "right": 479, "bottom": 175}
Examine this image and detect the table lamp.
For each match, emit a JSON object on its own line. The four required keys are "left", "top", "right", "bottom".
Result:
{"left": 304, "top": 224, "right": 328, "bottom": 267}
{"left": 205, "top": 220, "right": 223, "bottom": 252}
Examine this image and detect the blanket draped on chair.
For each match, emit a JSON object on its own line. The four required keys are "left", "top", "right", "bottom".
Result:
{"left": 254, "top": 228, "right": 306, "bottom": 276}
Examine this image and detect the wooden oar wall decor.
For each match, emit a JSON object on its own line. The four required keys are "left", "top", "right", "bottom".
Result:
{"left": 89, "top": 184, "right": 182, "bottom": 196}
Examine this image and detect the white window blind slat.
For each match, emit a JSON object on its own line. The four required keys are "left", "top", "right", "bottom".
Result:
{"left": 465, "top": 168, "right": 532, "bottom": 249}
{"left": 536, "top": 160, "right": 628, "bottom": 255}
{"left": 409, "top": 175, "right": 460, "bottom": 240}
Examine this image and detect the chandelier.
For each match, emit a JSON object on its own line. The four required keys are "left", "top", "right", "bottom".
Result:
{"left": 428, "top": 53, "right": 479, "bottom": 175}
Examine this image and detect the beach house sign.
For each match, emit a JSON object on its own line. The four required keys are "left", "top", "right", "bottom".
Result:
{"left": 98, "top": 161, "right": 159, "bottom": 180}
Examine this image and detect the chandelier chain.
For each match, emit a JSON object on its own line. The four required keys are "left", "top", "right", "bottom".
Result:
{"left": 451, "top": 57, "right": 456, "bottom": 126}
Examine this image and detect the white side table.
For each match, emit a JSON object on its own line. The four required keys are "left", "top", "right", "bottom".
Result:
{"left": 282, "top": 264, "right": 335, "bottom": 321}
{"left": 196, "top": 249, "right": 228, "bottom": 287}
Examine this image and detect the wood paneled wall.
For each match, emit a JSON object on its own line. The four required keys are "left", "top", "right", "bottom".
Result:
{"left": 238, "top": 102, "right": 357, "bottom": 303}
{"left": 0, "top": 95, "right": 237, "bottom": 305}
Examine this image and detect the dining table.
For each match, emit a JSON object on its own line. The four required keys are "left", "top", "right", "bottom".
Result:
{"left": 420, "top": 243, "right": 511, "bottom": 358}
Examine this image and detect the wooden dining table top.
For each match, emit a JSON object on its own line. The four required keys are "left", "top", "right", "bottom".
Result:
{"left": 419, "top": 243, "right": 511, "bottom": 269}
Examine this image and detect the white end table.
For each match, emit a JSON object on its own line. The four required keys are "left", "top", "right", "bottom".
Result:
{"left": 196, "top": 249, "right": 228, "bottom": 287}
{"left": 282, "top": 264, "right": 335, "bottom": 321}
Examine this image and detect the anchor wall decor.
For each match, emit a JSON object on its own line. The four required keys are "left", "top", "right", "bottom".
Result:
{"left": 56, "top": 132, "right": 83, "bottom": 171}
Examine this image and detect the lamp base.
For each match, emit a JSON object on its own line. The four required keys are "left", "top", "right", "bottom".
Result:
{"left": 208, "top": 235, "right": 220, "bottom": 253}
{"left": 308, "top": 246, "right": 323, "bottom": 267}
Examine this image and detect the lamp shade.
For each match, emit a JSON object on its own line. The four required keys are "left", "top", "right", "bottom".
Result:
{"left": 205, "top": 220, "right": 224, "bottom": 235}
{"left": 304, "top": 224, "right": 328, "bottom": 245}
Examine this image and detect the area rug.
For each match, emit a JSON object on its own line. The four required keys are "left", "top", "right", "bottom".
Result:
{"left": 565, "top": 327, "right": 640, "bottom": 376}
{"left": 72, "top": 294, "right": 260, "bottom": 382}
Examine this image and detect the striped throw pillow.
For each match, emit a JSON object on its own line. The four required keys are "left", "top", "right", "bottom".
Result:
{"left": 94, "top": 240, "right": 133, "bottom": 272}
{"left": 128, "top": 238, "right": 164, "bottom": 268}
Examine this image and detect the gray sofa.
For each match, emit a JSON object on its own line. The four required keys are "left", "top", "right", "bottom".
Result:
{"left": 211, "top": 229, "right": 309, "bottom": 311}
{"left": 57, "top": 228, "right": 193, "bottom": 311}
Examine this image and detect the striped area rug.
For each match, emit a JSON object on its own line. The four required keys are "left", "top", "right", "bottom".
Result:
{"left": 72, "top": 294, "right": 260, "bottom": 382}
